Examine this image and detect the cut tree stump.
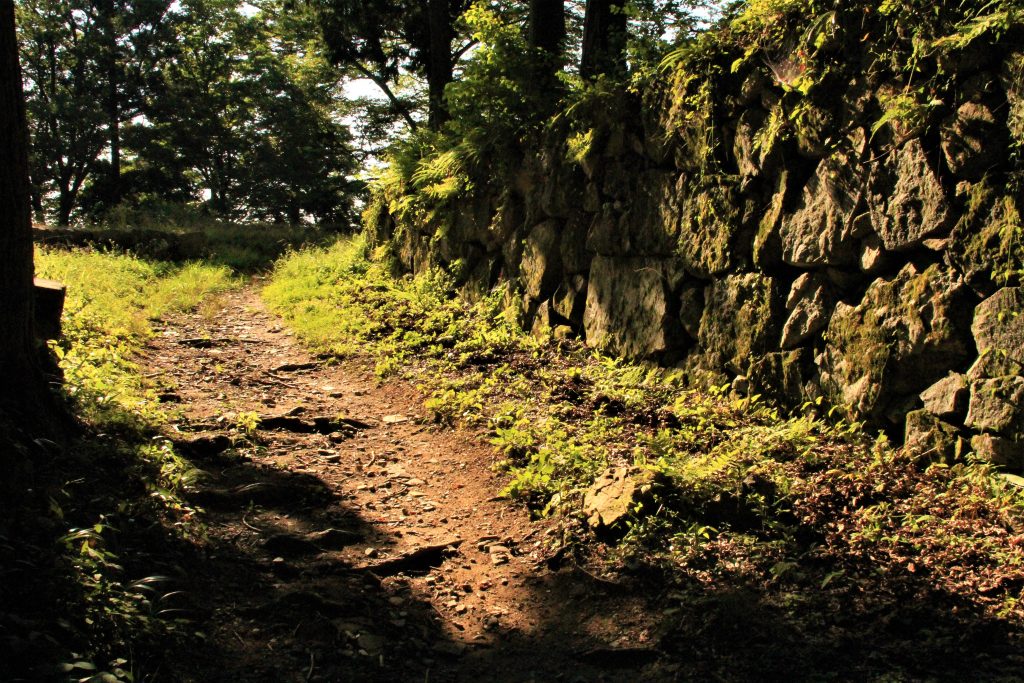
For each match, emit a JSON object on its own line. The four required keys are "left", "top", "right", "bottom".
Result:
{"left": 33, "top": 277, "right": 66, "bottom": 340}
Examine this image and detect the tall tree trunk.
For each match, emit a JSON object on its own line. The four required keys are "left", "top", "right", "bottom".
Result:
{"left": 426, "top": 0, "right": 453, "bottom": 130}
{"left": 0, "top": 0, "right": 44, "bottom": 410}
{"left": 528, "top": 0, "right": 566, "bottom": 111}
{"left": 580, "top": 0, "right": 627, "bottom": 79}
{"left": 56, "top": 187, "right": 74, "bottom": 226}
{"left": 529, "top": 0, "right": 565, "bottom": 57}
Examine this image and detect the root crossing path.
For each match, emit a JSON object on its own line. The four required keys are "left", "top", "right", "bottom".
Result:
{"left": 143, "top": 285, "right": 664, "bottom": 682}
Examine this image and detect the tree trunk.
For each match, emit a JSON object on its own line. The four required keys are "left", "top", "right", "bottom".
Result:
{"left": 528, "top": 0, "right": 566, "bottom": 110}
{"left": 0, "top": 0, "right": 44, "bottom": 411}
{"left": 580, "top": 0, "right": 628, "bottom": 79}
{"left": 426, "top": 0, "right": 453, "bottom": 130}
{"left": 529, "top": 0, "right": 565, "bottom": 58}
{"left": 56, "top": 187, "right": 74, "bottom": 226}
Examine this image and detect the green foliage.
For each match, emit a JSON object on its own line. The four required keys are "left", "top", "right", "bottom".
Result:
{"left": 19, "top": 0, "right": 358, "bottom": 226}
{"left": 268, "top": 236, "right": 1024, "bottom": 624}
{"left": 16, "top": 248, "right": 235, "bottom": 679}
{"left": 37, "top": 247, "right": 235, "bottom": 425}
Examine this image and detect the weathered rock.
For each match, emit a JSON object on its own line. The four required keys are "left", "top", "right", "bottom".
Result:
{"left": 583, "top": 256, "right": 682, "bottom": 358}
{"left": 560, "top": 214, "right": 591, "bottom": 274}
{"left": 586, "top": 208, "right": 629, "bottom": 255}
{"left": 552, "top": 275, "right": 587, "bottom": 326}
{"left": 733, "top": 108, "right": 768, "bottom": 177}
{"left": 904, "top": 410, "right": 965, "bottom": 463}
{"left": 971, "top": 433, "right": 1024, "bottom": 469}
{"left": 969, "top": 287, "right": 1024, "bottom": 379}
{"left": 747, "top": 351, "right": 804, "bottom": 405}
{"left": 752, "top": 169, "right": 786, "bottom": 269}
{"left": 941, "top": 101, "right": 1007, "bottom": 180}
{"left": 521, "top": 220, "right": 563, "bottom": 299}
{"left": 583, "top": 467, "right": 657, "bottom": 530}
{"left": 677, "top": 181, "right": 742, "bottom": 277}
{"left": 779, "top": 144, "right": 867, "bottom": 267}
{"left": 965, "top": 376, "right": 1024, "bottom": 437}
{"left": 867, "top": 138, "right": 953, "bottom": 251}
{"left": 820, "top": 264, "right": 973, "bottom": 419}
{"left": 920, "top": 373, "right": 969, "bottom": 420}
{"left": 947, "top": 184, "right": 1023, "bottom": 291}
{"left": 780, "top": 273, "right": 835, "bottom": 349}
{"left": 530, "top": 300, "right": 558, "bottom": 338}
{"left": 859, "top": 234, "right": 888, "bottom": 274}
{"left": 793, "top": 100, "right": 835, "bottom": 158}
{"left": 616, "top": 170, "right": 679, "bottom": 256}
{"left": 698, "top": 273, "right": 782, "bottom": 374}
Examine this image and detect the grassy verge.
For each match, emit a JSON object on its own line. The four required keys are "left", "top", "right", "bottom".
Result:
{"left": 265, "top": 237, "right": 1024, "bottom": 635}
{"left": 1, "top": 248, "right": 235, "bottom": 681}
{"left": 36, "top": 218, "right": 335, "bottom": 273}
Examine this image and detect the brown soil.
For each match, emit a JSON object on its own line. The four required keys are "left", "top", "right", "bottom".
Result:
{"left": 142, "top": 285, "right": 667, "bottom": 682}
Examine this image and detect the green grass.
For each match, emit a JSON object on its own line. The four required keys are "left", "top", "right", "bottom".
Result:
{"left": 265, "top": 237, "right": 1024, "bottom": 628}
{"left": 6, "top": 247, "right": 239, "bottom": 680}
{"left": 37, "top": 247, "right": 236, "bottom": 426}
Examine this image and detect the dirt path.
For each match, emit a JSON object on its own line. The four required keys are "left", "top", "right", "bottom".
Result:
{"left": 141, "top": 284, "right": 665, "bottom": 682}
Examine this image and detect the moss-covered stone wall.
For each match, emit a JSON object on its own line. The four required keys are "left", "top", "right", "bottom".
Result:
{"left": 367, "top": 0, "right": 1024, "bottom": 468}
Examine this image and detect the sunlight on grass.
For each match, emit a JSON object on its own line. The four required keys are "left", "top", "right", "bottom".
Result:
{"left": 265, "top": 238, "right": 1024, "bottom": 626}
{"left": 36, "top": 247, "right": 237, "bottom": 424}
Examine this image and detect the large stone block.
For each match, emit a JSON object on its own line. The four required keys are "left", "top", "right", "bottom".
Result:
{"left": 747, "top": 351, "right": 804, "bottom": 405}
{"left": 677, "top": 180, "right": 742, "bottom": 278}
{"left": 969, "top": 287, "right": 1024, "bottom": 379}
{"left": 779, "top": 144, "right": 868, "bottom": 267}
{"left": 583, "top": 256, "right": 683, "bottom": 358}
{"left": 920, "top": 373, "right": 969, "bottom": 421}
{"left": 697, "top": 273, "right": 783, "bottom": 375}
{"left": 780, "top": 273, "right": 835, "bottom": 349}
{"left": 867, "top": 138, "right": 953, "bottom": 251}
{"left": 966, "top": 376, "right": 1024, "bottom": 437}
{"left": 820, "top": 264, "right": 973, "bottom": 419}
{"left": 905, "top": 409, "right": 966, "bottom": 463}
{"left": 971, "top": 433, "right": 1024, "bottom": 469}
{"left": 941, "top": 101, "right": 1007, "bottom": 180}
{"left": 521, "top": 220, "right": 563, "bottom": 299}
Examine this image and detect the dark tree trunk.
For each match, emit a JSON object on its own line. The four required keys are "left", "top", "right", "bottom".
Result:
{"left": 580, "top": 0, "right": 628, "bottom": 79}
{"left": 0, "top": 0, "right": 44, "bottom": 411}
{"left": 426, "top": 0, "right": 453, "bottom": 130}
{"left": 528, "top": 0, "right": 566, "bottom": 110}
{"left": 529, "top": 0, "right": 565, "bottom": 57}
{"left": 56, "top": 188, "right": 74, "bottom": 226}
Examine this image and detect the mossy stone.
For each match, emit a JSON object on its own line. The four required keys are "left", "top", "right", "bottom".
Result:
{"left": 820, "top": 264, "right": 973, "bottom": 420}
{"left": 698, "top": 273, "right": 783, "bottom": 375}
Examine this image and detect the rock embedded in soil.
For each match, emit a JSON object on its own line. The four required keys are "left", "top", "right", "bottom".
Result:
{"left": 583, "top": 467, "right": 658, "bottom": 532}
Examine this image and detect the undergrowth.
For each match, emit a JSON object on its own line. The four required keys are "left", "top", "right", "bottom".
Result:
{"left": 266, "top": 237, "right": 1024, "bottom": 631}
{"left": 1, "top": 248, "right": 236, "bottom": 681}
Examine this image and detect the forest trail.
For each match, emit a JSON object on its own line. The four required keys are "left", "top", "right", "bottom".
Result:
{"left": 141, "top": 283, "right": 665, "bottom": 682}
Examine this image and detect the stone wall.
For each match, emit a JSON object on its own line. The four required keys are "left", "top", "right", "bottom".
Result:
{"left": 368, "top": 14, "right": 1024, "bottom": 469}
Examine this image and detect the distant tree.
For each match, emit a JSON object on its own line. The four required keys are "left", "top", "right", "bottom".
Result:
{"left": 144, "top": 0, "right": 356, "bottom": 222}
{"left": 314, "top": 0, "right": 473, "bottom": 130}
{"left": 17, "top": 0, "right": 173, "bottom": 224}
{"left": 17, "top": 0, "right": 109, "bottom": 224}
